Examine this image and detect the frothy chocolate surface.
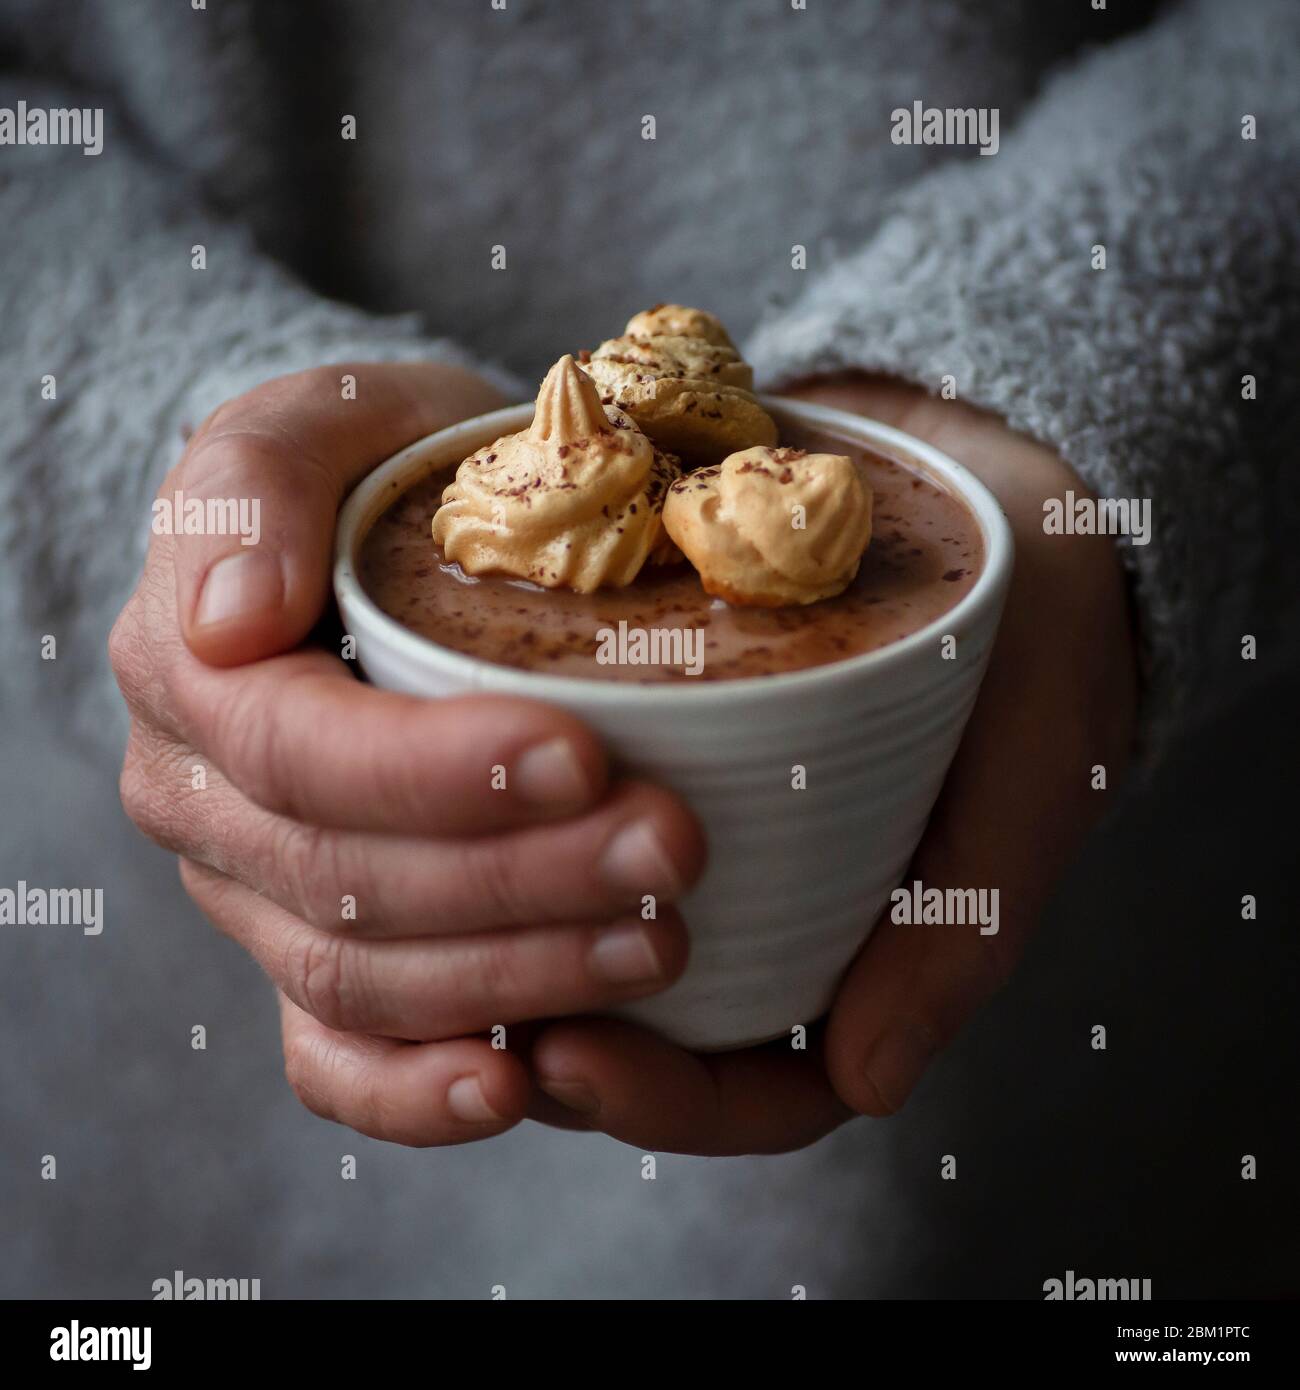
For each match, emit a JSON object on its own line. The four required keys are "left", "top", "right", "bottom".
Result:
{"left": 357, "top": 423, "right": 982, "bottom": 682}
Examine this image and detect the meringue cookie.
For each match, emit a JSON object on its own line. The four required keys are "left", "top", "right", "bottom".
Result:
{"left": 625, "top": 303, "right": 735, "bottom": 348}
{"left": 662, "top": 446, "right": 873, "bottom": 606}
{"left": 432, "top": 355, "right": 680, "bottom": 592}
{"left": 581, "top": 320, "right": 777, "bottom": 466}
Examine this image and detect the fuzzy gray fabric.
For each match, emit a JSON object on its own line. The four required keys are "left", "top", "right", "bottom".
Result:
{"left": 2, "top": 0, "right": 1297, "bottom": 1298}
{"left": 748, "top": 0, "right": 1300, "bottom": 746}
{"left": 11, "top": 0, "right": 1295, "bottom": 749}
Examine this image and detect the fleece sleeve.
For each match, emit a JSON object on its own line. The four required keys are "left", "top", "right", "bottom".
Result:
{"left": 0, "top": 78, "right": 522, "bottom": 753}
{"left": 746, "top": 0, "right": 1300, "bottom": 754}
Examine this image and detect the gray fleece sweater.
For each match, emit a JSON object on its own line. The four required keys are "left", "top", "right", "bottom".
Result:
{"left": 2, "top": 0, "right": 1297, "bottom": 750}
{"left": 1, "top": 0, "right": 1298, "bottom": 1299}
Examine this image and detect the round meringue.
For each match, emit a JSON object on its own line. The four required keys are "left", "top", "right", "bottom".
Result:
{"left": 625, "top": 303, "right": 735, "bottom": 348}
{"left": 662, "top": 446, "right": 873, "bottom": 606}
{"left": 581, "top": 317, "right": 777, "bottom": 466}
{"left": 432, "top": 355, "right": 680, "bottom": 592}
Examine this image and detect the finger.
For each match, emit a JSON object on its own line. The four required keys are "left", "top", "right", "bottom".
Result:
{"left": 277, "top": 993, "right": 530, "bottom": 1146}
{"left": 125, "top": 718, "right": 701, "bottom": 929}
{"left": 529, "top": 1019, "right": 850, "bottom": 1156}
{"left": 182, "top": 860, "right": 689, "bottom": 1039}
{"left": 197, "top": 779, "right": 703, "bottom": 937}
{"left": 174, "top": 361, "right": 506, "bottom": 666}
{"left": 172, "top": 650, "right": 614, "bottom": 833}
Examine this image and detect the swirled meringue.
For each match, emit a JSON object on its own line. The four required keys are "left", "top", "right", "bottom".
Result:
{"left": 662, "top": 445, "right": 873, "bottom": 606}
{"left": 581, "top": 308, "right": 777, "bottom": 465}
{"left": 431, "top": 355, "right": 680, "bottom": 592}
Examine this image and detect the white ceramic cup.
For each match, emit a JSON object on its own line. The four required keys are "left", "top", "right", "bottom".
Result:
{"left": 334, "top": 398, "right": 1013, "bottom": 1051}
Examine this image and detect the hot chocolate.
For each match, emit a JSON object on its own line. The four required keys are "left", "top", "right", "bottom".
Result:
{"left": 335, "top": 309, "right": 1014, "bottom": 1051}
{"left": 357, "top": 420, "right": 983, "bottom": 683}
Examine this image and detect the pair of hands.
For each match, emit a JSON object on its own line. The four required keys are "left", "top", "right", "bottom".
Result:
{"left": 110, "top": 361, "right": 1137, "bottom": 1156}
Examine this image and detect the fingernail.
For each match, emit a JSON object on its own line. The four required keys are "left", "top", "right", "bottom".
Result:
{"left": 589, "top": 920, "right": 663, "bottom": 985}
{"left": 862, "top": 1020, "right": 936, "bottom": 1114}
{"left": 538, "top": 1077, "right": 601, "bottom": 1117}
{"left": 194, "top": 550, "right": 283, "bottom": 629}
{"left": 446, "top": 1074, "right": 503, "bottom": 1123}
{"left": 514, "top": 737, "right": 591, "bottom": 809}
{"left": 600, "top": 820, "right": 682, "bottom": 898}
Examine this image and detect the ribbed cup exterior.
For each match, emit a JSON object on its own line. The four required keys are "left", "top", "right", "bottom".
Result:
{"left": 336, "top": 401, "right": 1013, "bottom": 1051}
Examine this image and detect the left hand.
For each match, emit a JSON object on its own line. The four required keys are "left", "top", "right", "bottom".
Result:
{"left": 526, "top": 374, "right": 1139, "bottom": 1153}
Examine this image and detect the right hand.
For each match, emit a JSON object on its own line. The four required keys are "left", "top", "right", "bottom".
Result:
{"left": 109, "top": 362, "right": 705, "bottom": 1145}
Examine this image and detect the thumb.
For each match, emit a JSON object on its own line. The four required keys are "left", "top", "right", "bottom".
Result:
{"left": 824, "top": 629, "right": 1062, "bottom": 1117}
{"left": 173, "top": 360, "right": 507, "bottom": 666}
{"left": 823, "top": 646, "right": 1066, "bottom": 1116}
{"left": 824, "top": 866, "right": 1028, "bottom": 1118}
{"left": 823, "top": 633, "right": 1100, "bottom": 1116}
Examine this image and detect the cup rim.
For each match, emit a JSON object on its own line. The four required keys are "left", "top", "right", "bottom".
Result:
{"left": 333, "top": 395, "right": 1014, "bottom": 706}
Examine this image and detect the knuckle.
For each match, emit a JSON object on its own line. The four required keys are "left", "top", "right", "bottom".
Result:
{"left": 293, "top": 931, "right": 356, "bottom": 1031}
{"left": 117, "top": 752, "right": 151, "bottom": 828}
{"left": 118, "top": 749, "right": 175, "bottom": 849}
{"left": 275, "top": 821, "right": 349, "bottom": 930}
{"left": 282, "top": 1036, "right": 332, "bottom": 1121}
{"left": 179, "top": 437, "right": 292, "bottom": 533}
{"left": 211, "top": 676, "right": 291, "bottom": 813}
{"left": 455, "top": 840, "right": 534, "bottom": 928}
{"left": 183, "top": 426, "right": 274, "bottom": 496}
{"left": 107, "top": 602, "right": 155, "bottom": 715}
{"left": 188, "top": 385, "right": 338, "bottom": 499}
{"left": 193, "top": 395, "right": 241, "bottom": 443}
{"left": 106, "top": 605, "right": 138, "bottom": 685}
{"left": 351, "top": 1064, "right": 418, "bottom": 1146}
{"left": 191, "top": 387, "right": 284, "bottom": 453}
{"left": 176, "top": 859, "right": 240, "bottom": 941}
{"left": 119, "top": 731, "right": 202, "bottom": 854}
{"left": 469, "top": 932, "right": 525, "bottom": 1009}
{"left": 176, "top": 856, "right": 206, "bottom": 901}
{"left": 282, "top": 1030, "right": 427, "bottom": 1145}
